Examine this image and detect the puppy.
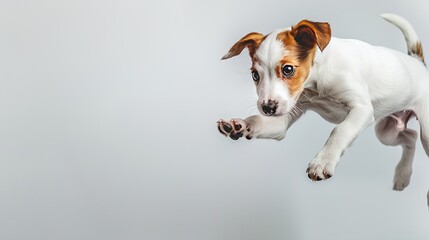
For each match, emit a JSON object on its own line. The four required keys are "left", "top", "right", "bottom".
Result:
{"left": 217, "top": 14, "right": 428, "bottom": 196}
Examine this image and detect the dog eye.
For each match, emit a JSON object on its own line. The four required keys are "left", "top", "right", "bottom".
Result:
{"left": 282, "top": 65, "right": 295, "bottom": 78}
{"left": 251, "top": 70, "right": 260, "bottom": 83}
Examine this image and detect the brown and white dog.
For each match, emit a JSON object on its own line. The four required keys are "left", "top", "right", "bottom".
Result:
{"left": 217, "top": 14, "right": 429, "bottom": 201}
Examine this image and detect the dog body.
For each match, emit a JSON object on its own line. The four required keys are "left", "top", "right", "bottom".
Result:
{"left": 218, "top": 14, "right": 429, "bottom": 193}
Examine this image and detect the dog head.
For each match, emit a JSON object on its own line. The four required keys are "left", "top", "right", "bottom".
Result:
{"left": 222, "top": 20, "right": 331, "bottom": 116}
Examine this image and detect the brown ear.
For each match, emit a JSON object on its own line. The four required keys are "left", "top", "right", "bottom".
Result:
{"left": 221, "top": 32, "right": 264, "bottom": 60}
{"left": 292, "top": 20, "right": 331, "bottom": 51}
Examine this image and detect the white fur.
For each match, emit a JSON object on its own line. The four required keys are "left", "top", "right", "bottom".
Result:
{"left": 254, "top": 29, "right": 294, "bottom": 114}
{"left": 218, "top": 14, "right": 429, "bottom": 204}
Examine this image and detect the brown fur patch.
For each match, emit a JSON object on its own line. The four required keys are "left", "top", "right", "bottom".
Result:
{"left": 276, "top": 50, "right": 316, "bottom": 98}
{"left": 223, "top": 19, "right": 331, "bottom": 100}
{"left": 291, "top": 20, "right": 331, "bottom": 51}
{"left": 222, "top": 32, "right": 265, "bottom": 60}
{"left": 410, "top": 42, "right": 425, "bottom": 65}
{"left": 273, "top": 20, "right": 331, "bottom": 98}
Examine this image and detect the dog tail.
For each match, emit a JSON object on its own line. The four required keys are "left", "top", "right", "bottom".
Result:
{"left": 381, "top": 13, "right": 426, "bottom": 65}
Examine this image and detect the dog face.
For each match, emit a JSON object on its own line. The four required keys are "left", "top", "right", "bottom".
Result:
{"left": 222, "top": 20, "right": 331, "bottom": 116}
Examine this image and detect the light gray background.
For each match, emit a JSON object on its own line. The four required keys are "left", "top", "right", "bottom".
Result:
{"left": 0, "top": 0, "right": 428, "bottom": 239}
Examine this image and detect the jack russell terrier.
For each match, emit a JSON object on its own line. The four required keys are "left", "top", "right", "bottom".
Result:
{"left": 217, "top": 14, "right": 429, "bottom": 202}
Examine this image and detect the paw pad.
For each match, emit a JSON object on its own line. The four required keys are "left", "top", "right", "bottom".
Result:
{"left": 217, "top": 119, "right": 252, "bottom": 140}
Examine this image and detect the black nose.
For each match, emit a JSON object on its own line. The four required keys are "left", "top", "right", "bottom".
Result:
{"left": 262, "top": 99, "right": 278, "bottom": 115}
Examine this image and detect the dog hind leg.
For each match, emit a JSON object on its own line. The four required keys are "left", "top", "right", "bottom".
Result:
{"left": 375, "top": 115, "right": 417, "bottom": 191}
{"left": 415, "top": 103, "right": 429, "bottom": 208}
{"left": 416, "top": 106, "right": 429, "bottom": 156}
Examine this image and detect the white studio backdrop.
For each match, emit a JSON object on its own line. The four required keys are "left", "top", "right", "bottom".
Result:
{"left": 0, "top": 0, "right": 428, "bottom": 240}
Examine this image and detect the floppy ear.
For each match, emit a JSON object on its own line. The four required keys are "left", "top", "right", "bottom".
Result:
{"left": 221, "top": 32, "right": 264, "bottom": 60}
{"left": 291, "top": 20, "right": 331, "bottom": 51}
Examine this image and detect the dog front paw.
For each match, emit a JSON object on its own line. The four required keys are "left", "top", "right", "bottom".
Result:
{"left": 306, "top": 156, "right": 336, "bottom": 181}
{"left": 217, "top": 118, "right": 253, "bottom": 140}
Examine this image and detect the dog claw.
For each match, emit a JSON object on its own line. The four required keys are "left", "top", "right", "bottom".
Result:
{"left": 223, "top": 122, "right": 233, "bottom": 133}
{"left": 323, "top": 171, "right": 332, "bottom": 179}
{"left": 308, "top": 173, "right": 319, "bottom": 181}
{"left": 217, "top": 125, "right": 227, "bottom": 136}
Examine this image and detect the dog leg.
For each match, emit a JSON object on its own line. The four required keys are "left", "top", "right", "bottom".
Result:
{"left": 306, "top": 104, "right": 374, "bottom": 181}
{"left": 217, "top": 112, "right": 303, "bottom": 141}
{"left": 427, "top": 190, "right": 429, "bottom": 209}
{"left": 375, "top": 116, "right": 417, "bottom": 191}
{"left": 417, "top": 107, "right": 429, "bottom": 157}
{"left": 413, "top": 101, "right": 429, "bottom": 207}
